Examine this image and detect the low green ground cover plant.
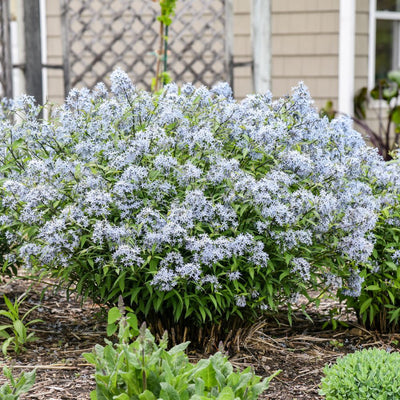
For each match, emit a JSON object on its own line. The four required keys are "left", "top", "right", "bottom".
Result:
{"left": 0, "top": 366, "right": 36, "bottom": 400}
{"left": 320, "top": 348, "right": 400, "bottom": 399}
{"left": 0, "top": 294, "right": 42, "bottom": 355}
{"left": 84, "top": 307, "right": 279, "bottom": 400}
{"left": 1, "top": 70, "right": 400, "bottom": 337}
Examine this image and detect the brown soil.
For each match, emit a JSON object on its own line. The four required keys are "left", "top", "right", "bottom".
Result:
{"left": 0, "top": 277, "right": 398, "bottom": 400}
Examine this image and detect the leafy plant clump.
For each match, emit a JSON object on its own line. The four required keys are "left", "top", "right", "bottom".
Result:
{"left": 0, "top": 70, "right": 399, "bottom": 338}
{"left": 343, "top": 193, "right": 400, "bottom": 332}
{"left": 320, "top": 348, "right": 400, "bottom": 399}
{"left": 0, "top": 294, "right": 42, "bottom": 355}
{"left": 84, "top": 307, "right": 279, "bottom": 400}
{"left": 354, "top": 69, "right": 400, "bottom": 160}
{"left": 0, "top": 366, "right": 36, "bottom": 400}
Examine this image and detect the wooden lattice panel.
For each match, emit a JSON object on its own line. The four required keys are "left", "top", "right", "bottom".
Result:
{"left": 60, "top": 0, "right": 230, "bottom": 93}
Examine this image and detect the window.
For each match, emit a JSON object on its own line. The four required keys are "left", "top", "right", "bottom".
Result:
{"left": 369, "top": 0, "right": 400, "bottom": 88}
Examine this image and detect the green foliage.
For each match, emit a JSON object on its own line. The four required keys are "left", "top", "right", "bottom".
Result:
{"left": 319, "top": 100, "right": 336, "bottom": 122}
{"left": 320, "top": 348, "right": 400, "bottom": 399}
{"left": 353, "top": 69, "right": 400, "bottom": 160}
{"left": 153, "top": 0, "right": 177, "bottom": 91}
{"left": 0, "top": 74, "right": 396, "bottom": 339}
{"left": 0, "top": 366, "right": 36, "bottom": 400}
{"left": 341, "top": 195, "right": 400, "bottom": 332}
{"left": 83, "top": 308, "right": 279, "bottom": 400}
{"left": 0, "top": 294, "right": 42, "bottom": 355}
{"left": 157, "top": 0, "right": 177, "bottom": 26}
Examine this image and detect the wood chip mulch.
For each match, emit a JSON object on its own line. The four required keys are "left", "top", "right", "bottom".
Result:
{"left": 0, "top": 277, "right": 399, "bottom": 400}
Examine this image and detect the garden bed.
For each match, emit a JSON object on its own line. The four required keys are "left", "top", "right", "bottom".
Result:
{"left": 0, "top": 277, "right": 397, "bottom": 400}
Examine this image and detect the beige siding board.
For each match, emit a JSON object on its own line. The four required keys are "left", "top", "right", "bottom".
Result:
{"left": 355, "top": 0, "right": 370, "bottom": 93}
{"left": 272, "top": 77, "right": 338, "bottom": 101}
{"left": 272, "top": 12, "right": 339, "bottom": 34}
{"left": 270, "top": 4, "right": 339, "bottom": 106}
{"left": 234, "top": 75, "right": 253, "bottom": 98}
{"left": 46, "top": 16, "right": 62, "bottom": 36}
{"left": 233, "top": 35, "right": 252, "bottom": 57}
{"left": 233, "top": 13, "right": 251, "bottom": 35}
{"left": 272, "top": 34, "right": 338, "bottom": 55}
{"left": 354, "top": 77, "right": 369, "bottom": 91}
{"left": 357, "top": 0, "right": 369, "bottom": 13}
{"left": 233, "top": 0, "right": 251, "bottom": 14}
{"left": 272, "top": 0, "right": 339, "bottom": 12}
{"left": 273, "top": 55, "right": 338, "bottom": 77}
{"left": 355, "top": 34, "right": 369, "bottom": 55}
{"left": 47, "top": 72, "right": 64, "bottom": 98}
{"left": 46, "top": 0, "right": 60, "bottom": 16}
{"left": 356, "top": 12, "right": 369, "bottom": 35}
{"left": 355, "top": 55, "right": 368, "bottom": 79}
{"left": 47, "top": 37, "right": 64, "bottom": 58}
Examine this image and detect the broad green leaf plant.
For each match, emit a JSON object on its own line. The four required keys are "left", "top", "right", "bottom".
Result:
{"left": 0, "top": 366, "right": 36, "bottom": 400}
{"left": 320, "top": 348, "right": 400, "bottom": 399}
{"left": 84, "top": 307, "right": 279, "bottom": 400}
{"left": 0, "top": 294, "right": 42, "bottom": 355}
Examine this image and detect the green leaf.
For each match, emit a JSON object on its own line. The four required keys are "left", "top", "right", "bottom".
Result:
{"left": 216, "top": 386, "right": 235, "bottom": 400}
{"left": 160, "top": 382, "right": 180, "bottom": 400}
{"left": 388, "top": 69, "right": 400, "bottom": 86}
{"left": 13, "top": 320, "right": 26, "bottom": 340}
{"left": 114, "top": 394, "right": 130, "bottom": 400}
{"left": 82, "top": 352, "right": 96, "bottom": 365}
{"left": 14, "top": 369, "right": 36, "bottom": 395}
{"left": 90, "top": 390, "right": 97, "bottom": 400}
{"left": 359, "top": 298, "right": 373, "bottom": 315}
{"left": 138, "top": 390, "right": 156, "bottom": 400}
{"left": 365, "top": 285, "right": 381, "bottom": 291}
{"left": 2, "top": 336, "right": 13, "bottom": 356}
{"left": 3, "top": 295, "right": 16, "bottom": 318}
{"left": 106, "top": 323, "right": 118, "bottom": 337}
{"left": 107, "top": 307, "right": 122, "bottom": 324}
{"left": 196, "top": 363, "right": 218, "bottom": 389}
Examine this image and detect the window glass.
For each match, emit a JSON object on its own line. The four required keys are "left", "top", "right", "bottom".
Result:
{"left": 377, "top": 0, "right": 400, "bottom": 12}
{"left": 375, "top": 19, "right": 398, "bottom": 82}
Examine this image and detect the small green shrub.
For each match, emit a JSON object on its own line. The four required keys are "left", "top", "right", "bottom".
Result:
{"left": 320, "top": 348, "right": 400, "bottom": 399}
{"left": 0, "top": 294, "right": 42, "bottom": 355}
{"left": 83, "top": 307, "right": 279, "bottom": 400}
{"left": 0, "top": 366, "right": 36, "bottom": 400}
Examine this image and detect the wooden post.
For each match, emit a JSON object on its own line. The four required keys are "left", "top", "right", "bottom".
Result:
{"left": 23, "top": 0, "right": 42, "bottom": 104}
{"left": 252, "top": 0, "right": 271, "bottom": 93}
{"left": 225, "top": 0, "right": 234, "bottom": 91}
{"left": 2, "top": 0, "right": 12, "bottom": 98}
{"left": 60, "top": 0, "right": 70, "bottom": 97}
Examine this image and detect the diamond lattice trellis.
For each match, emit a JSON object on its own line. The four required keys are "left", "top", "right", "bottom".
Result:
{"left": 60, "top": 0, "right": 231, "bottom": 93}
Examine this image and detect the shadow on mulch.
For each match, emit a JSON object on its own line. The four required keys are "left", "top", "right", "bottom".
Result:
{"left": 0, "top": 276, "right": 398, "bottom": 400}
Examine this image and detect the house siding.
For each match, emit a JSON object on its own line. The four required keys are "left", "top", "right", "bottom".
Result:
{"left": 355, "top": 0, "right": 369, "bottom": 93}
{"left": 271, "top": 0, "right": 340, "bottom": 109}
{"left": 37, "top": 1, "right": 374, "bottom": 112}
{"left": 43, "top": 0, "right": 254, "bottom": 104}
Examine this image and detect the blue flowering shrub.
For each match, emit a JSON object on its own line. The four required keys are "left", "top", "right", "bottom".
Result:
{"left": 342, "top": 188, "right": 400, "bottom": 332}
{"left": 0, "top": 69, "right": 399, "bottom": 338}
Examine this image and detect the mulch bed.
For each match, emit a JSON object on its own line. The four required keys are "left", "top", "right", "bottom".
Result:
{"left": 0, "top": 276, "right": 398, "bottom": 400}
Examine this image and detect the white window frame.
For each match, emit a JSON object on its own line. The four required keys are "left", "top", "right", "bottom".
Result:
{"left": 368, "top": 0, "right": 400, "bottom": 91}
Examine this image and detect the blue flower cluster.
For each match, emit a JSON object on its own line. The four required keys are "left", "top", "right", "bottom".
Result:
{"left": 0, "top": 68, "right": 398, "bottom": 322}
